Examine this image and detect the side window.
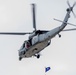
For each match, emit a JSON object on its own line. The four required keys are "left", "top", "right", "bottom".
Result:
{"left": 23, "top": 41, "right": 31, "bottom": 49}
{"left": 26, "top": 41, "right": 30, "bottom": 48}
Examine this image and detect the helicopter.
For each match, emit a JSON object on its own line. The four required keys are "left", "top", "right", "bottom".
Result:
{"left": 0, "top": 1, "right": 76, "bottom": 61}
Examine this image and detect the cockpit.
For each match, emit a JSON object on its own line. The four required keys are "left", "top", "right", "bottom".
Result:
{"left": 20, "top": 40, "right": 31, "bottom": 50}
{"left": 25, "top": 41, "right": 30, "bottom": 49}
{"left": 19, "top": 40, "right": 31, "bottom": 56}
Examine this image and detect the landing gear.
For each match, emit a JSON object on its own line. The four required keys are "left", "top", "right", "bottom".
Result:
{"left": 37, "top": 54, "right": 40, "bottom": 59}
{"left": 34, "top": 54, "right": 40, "bottom": 59}
{"left": 58, "top": 34, "right": 61, "bottom": 38}
{"left": 19, "top": 57, "right": 22, "bottom": 61}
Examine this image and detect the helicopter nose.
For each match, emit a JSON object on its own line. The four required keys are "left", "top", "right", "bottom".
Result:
{"left": 19, "top": 50, "right": 26, "bottom": 56}
{"left": 19, "top": 51, "right": 21, "bottom": 56}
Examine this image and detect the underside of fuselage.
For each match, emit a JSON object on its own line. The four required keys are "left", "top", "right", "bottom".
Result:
{"left": 21, "top": 40, "right": 50, "bottom": 59}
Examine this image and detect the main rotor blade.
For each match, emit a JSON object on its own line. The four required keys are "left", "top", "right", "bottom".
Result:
{"left": 63, "top": 28, "right": 76, "bottom": 31}
{"left": 0, "top": 32, "right": 32, "bottom": 35}
{"left": 32, "top": 4, "right": 37, "bottom": 31}
{"left": 54, "top": 18, "right": 76, "bottom": 27}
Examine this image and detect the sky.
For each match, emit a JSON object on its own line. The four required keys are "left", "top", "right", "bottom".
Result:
{"left": 0, "top": 0, "right": 76, "bottom": 75}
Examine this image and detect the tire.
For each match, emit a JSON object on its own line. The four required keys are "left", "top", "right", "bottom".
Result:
{"left": 19, "top": 57, "right": 22, "bottom": 61}
{"left": 37, "top": 54, "right": 40, "bottom": 59}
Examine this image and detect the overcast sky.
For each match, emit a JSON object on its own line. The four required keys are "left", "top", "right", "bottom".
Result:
{"left": 0, "top": 0, "right": 76, "bottom": 75}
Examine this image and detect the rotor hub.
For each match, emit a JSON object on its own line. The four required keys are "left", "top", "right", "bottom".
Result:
{"left": 66, "top": 7, "right": 72, "bottom": 12}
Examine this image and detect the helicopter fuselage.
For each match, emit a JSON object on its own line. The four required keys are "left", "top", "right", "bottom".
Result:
{"left": 18, "top": 7, "right": 72, "bottom": 60}
{"left": 0, "top": 1, "right": 75, "bottom": 61}
{"left": 19, "top": 30, "right": 51, "bottom": 59}
{"left": 18, "top": 24, "right": 67, "bottom": 60}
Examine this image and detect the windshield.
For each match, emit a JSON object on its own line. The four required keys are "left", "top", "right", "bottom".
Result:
{"left": 20, "top": 42, "right": 25, "bottom": 50}
{"left": 20, "top": 40, "right": 31, "bottom": 50}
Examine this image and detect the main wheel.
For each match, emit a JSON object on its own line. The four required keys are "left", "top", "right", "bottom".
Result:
{"left": 37, "top": 54, "right": 40, "bottom": 59}
{"left": 59, "top": 34, "right": 61, "bottom": 38}
{"left": 58, "top": 34, "right": 61, "bottom": 38}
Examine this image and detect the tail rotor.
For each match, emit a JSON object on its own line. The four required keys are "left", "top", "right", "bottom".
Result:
{"left": 67, "top": 0, "right": 76, "bottom": 18}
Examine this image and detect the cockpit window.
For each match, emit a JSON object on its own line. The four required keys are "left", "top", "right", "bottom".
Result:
{"left": 26, "top": 41, "right": 30, "bottom": 48}
{"left": 20, "top": 42, "right": 25, "bottom": 50}
{"left": 23, "top": 43, "right": 25, "bottom": 48}
{"left": 20, "top": 40, "right": 31, "bottom": 50}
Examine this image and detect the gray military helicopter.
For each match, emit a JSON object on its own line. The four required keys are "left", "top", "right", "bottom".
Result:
{"left": 0, "top": 1, "right": 76, "bottom": 61}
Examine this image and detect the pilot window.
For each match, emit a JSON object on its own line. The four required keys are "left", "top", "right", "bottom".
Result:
{"left": 23, "top": 43, "right": 25, "bottom": 48}
{"left": 26, "top": 42, "right": 30, "bottom": 48}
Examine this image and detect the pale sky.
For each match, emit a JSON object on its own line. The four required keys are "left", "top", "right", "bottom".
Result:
{"left": 0, "top": 0, "right": 76, "bottom": 75}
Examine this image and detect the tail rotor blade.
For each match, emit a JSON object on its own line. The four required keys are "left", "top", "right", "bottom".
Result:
{"left": 32, "top": 4, "right": 37, "bottom": 31}
{"left": 67, "top": 0, "right": 71, "bottom": 8}
{"left": 72, "top": 2, "right": 76, "bottom": 8}
{"left": 72, "top": 2, "right": 76, "bottom": 17}
{"left": 72, "top": 10, "right": 76, "bottom": 18}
